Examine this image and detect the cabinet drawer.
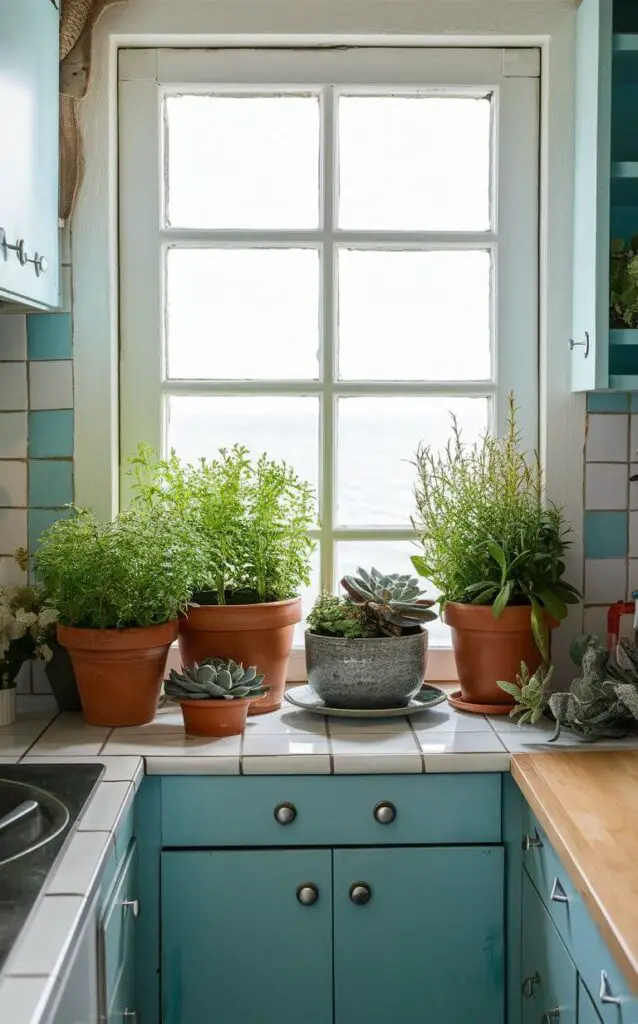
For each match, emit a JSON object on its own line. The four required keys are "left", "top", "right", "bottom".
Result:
{"left": 522, "top": 804, "right": 579, "bottom": 952}
{"left": 521, "top": 872, "right": 577, "bottom": 1024}
{"left": 579, "top": 979, "right": 603, "bottom": 1024}
{"left": 161, "top": 774, "right": 502, "bottom": 847}
{"left": 98, "top": 841, "right": 138, "bottom": 1017}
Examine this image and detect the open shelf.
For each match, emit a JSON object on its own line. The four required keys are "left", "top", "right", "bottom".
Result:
{"left": 610, "top": 328, "right": 638, "bottom": 346}
{"left": 613, "top": 35, "right": 638, "bottom": 83}
{"left": 611, "top": 162, "right": 638, "bottom": 204}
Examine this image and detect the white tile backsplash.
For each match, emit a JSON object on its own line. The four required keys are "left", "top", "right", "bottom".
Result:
{"left": 0, "top": 363, "right": 27, "bottom": 411}
{"left": 29, "top": 360, "right": 73, "bottom": 410}
{"left": 0, "top": 315, "right": 27, "bottom": 361}
{"left": 0, "top": 460, "right": 26, "bottom": 507}
{"left": 586, "top": 414, "right": 628, "bottom": 462}
{"left": 585, "top": 462, "right": 629, "bottom": 510}
{"left": 0, "top": 412, "right": 27, "bottom": 459}
{"left": 584, "top": 559, "right": 627, "bottom": 604}
{"left": 0, "top": 554, "right": 26, "bottom": 585}
{"left": 0, "top": 508, "right": 27, "bottom": 553}
{"left": 630, "top": 511, "right": 638, "bottom": 557}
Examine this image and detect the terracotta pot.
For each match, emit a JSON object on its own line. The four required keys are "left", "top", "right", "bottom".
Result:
{"left": 178, "top": 598, "right": 301, "bottom": 715}
{"left": 178, "top": 697, "right": 251, "bottom": 737}
{"left": 58, "top": 620, "right": 178, "bottom": 727}
{"left": 443, "top": 603, "right": 557, "bottom": 709}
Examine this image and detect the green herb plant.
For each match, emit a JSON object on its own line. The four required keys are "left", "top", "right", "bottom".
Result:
{"left": 129, "top": 444, "right": 315, "bottom": 605}
{"left": 411, "top": 395, "right": 581, "bottom": 660}
{"left": 306, "top": 593, "right": 374, "bottom": 639}
{"left": 34, "top": 506, "right": 193, "bottom": 629}
{"left": 307, "top": 567, "right": 437, "bottom": 640}
{"left": 610, "top": 236, "right": 638, "bottom": 328}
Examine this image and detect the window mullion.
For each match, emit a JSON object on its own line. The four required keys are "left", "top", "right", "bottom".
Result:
{"left": 320, "top": 86, "right": 337, "bottom": 592}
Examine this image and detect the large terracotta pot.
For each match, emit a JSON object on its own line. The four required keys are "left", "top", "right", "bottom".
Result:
{"left": 58, "top": 620, "right": 178, "bottom": 727}
{"left": 443, "top": 603, "right": 556, "bottom": 707}
{"left": 178, "top": 598, "right": 301, "bottom": 714}
{"left": 178, "top": 697, "right": 251, "bottom": 737}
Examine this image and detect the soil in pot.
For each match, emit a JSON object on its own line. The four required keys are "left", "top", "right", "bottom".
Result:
{"left": 45, "top": 642, "right": 82, "bottom": 713}
{"left": 178, "top": 697, "right": 251, "bottom": 737}
{"left": 305, "top": 630, "right": 428, "bottom": 709}
{"left": 178, "top": 598, "right": 301, "bottom": 715}
{"left": 58, "top": 620, "right": 178, "bottom": 727}
{"left": 443, "top": 603, "right": 556, "bottom": 709}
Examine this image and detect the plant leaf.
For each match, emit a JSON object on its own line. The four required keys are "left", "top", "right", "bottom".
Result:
{"left": 497, "top": 679, "right": 522, "bottom": 699}
{"left": 531, "top": 600, "right": 549, "bottom": 662}
{"left": 492, "top": 580, "right": 514, "bottom": 619}
{"left": 537, "top": 588, "right": 567, "bottom": 621}
{"left": 410, "top": 555, "right": 430, "bottom": 579}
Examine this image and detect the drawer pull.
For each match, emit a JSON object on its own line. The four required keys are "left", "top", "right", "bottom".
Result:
{"left": 123, "top": 1012, "right": 138, "bottom": 1022}
{"left": 296, "top": 883, "right": 319, "bottom": 906}
{"left": 600, "top": 970, "right": 621, "bottom": 1005}
{"left": 522, "top": 972, "right": 540, "bottom": 998}
{"left": 349, "top": 883, "right": 372, "bottom": 906}
{"left": 542, "top": 1011, "right": 560, "bottom": 1022}
{"left": 373, "top": 801, "right": 397, "bottom": 824}
{"left": 522, "top": 832, "right": 543, "bottom": 851}
{"left": 550, "top": 878, "right": 569, "bottom": 905}
{"left": 122, "top": 898, "right": 140, "bottom": 918}
{"left": 274, "top": 802, "right": 297, "bottom": 825}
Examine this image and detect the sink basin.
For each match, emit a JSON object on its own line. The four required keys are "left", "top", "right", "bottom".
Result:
{"left": 0, "top": 778, "right": 69, "bottom": 866}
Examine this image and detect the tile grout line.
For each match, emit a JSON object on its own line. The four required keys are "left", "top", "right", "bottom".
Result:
{"left": 406, "top": 717, "right": 426, "bottom": 773}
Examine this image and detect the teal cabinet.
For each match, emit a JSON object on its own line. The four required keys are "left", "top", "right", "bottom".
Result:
{"left": 333, "top": 846, "right": 504, "bottom": 1024}
{"left": 521, "top": 872, "right": 577, "bottom": 1024}
{"left": 579, "top": 980, "right": 604, "bottom": 1024}
{"left": 98, "top": 840, "right": 139, "bottom": 1023}
{"left": 161, "top": 849, "right": 333, "bottom": 1024}
{"left": 0, "top": 0, "right": 60, "bottom": 308}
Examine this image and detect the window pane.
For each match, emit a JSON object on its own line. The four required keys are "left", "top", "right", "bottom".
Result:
{"left": 166, "top": 249, "right": 320, "bottom": 380}
{"left": 336, "top": 540, "right": 450, "bottom": 648}
{"left": 338, "top": 250, "right": 491, "bottom": 381}
{"left": 337, "top": 397, "right": 489, "bottom": 527}
{"left": 166, "top": 95, "right": 320, "bottom": 228}
{"left": 167, "top": 396, "right": 320, "bottom": 498}
{"left": 338, "top": 95, "right": 491, "bottom": 230}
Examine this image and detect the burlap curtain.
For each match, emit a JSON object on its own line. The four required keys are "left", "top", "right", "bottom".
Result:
{"left": 59, "top": 0, "right": 129, "bottom": 221}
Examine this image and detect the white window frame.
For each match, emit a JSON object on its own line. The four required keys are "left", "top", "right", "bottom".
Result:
{"left": 117, "top": 45, "right": 539, "bottom": 679}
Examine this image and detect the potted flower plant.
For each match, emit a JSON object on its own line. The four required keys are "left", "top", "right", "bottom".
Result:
{"left": 0, "top": 583, "right": 58, "bottom": 726}
{"left": 305, "top": 567, "right": 437, "bottom": 709}
{"left": 34, "top": 505, "right": 193, "bottom": 727}
{"left": 411, "top": 395, "right": 581, "bottom": 712}
{"left": 164, "top": 658, "right": 268, "bottom": 736}
{"left": 130, "top": 444, "right": 315, "bottom": 714}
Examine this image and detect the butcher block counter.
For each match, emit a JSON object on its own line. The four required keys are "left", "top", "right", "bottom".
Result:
{"left": 512, "top": 751, "right": 638, "bottom": 998}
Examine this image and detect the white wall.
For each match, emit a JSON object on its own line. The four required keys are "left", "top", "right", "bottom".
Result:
{"left": 73, "top": 0, "right": 584, "bottom": 679}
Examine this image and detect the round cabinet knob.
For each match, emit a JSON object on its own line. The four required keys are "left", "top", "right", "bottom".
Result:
{"left": 349, "top": 883, "right": 372, "bottom": 906}
{"left": 274, "top": 802, "right": 297, "bottom": 825}
{"left": 296, "top": 883, "right": 319, "bottom": 906}
{"left": 374, "top": 801, "right": 397, "bottom": 824}
{"left": 15, "top": 240, "right": 27, "bottom": 266}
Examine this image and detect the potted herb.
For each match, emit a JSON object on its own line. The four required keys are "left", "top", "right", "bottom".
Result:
{"left": 34, "top": 506, "right": 193, "bottom": 727}
{"left": 165, "top": 658, "right": 268, "bottom": 736}
{"left": 130, "top": 444, "right": 315, "bottom": 714}
{"left": 411, "top": 396, "right": 581, "bottom": 711}
{"left": 305, "top": 567, "right": 437, "bottom": 709}
{"left": 610, "top": 236, "right": 638, "bottom": 328}
{"left": 0, "top": 583, "right": 58, "bottom": 726}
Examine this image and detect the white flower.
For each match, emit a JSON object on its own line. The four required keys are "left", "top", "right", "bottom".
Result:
{"left": 37, "top": 643, "right": 53, "bottom": 664}
{"left": 38, "top": 607, "right": 59, "bottom": 630}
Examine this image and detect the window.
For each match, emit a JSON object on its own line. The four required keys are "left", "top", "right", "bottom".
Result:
{"left": 118, "top": 47, "right": 539, "bottom": 668}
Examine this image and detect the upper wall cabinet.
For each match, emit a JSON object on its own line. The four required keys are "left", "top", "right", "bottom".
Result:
{"left": 572, "top": 0, "right": 638, "bottom": 390}
{"left": 0, "top": 0, "right": 60, "bottom": 309}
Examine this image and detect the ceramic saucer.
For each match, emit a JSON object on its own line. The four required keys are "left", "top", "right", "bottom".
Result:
{"left": 447, "top": 689, "right": 513, "bottom": 715}
{"left": 284, "top": 684, "right": 447, "bottom": 718}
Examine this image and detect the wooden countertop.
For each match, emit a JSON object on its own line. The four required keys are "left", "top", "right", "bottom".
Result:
{"left": 512, "top": 752, "right": 638, "bottom": 994}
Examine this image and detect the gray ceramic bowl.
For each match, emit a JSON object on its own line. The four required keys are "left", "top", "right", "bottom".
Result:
{"left": 304, "top": 631, "right": 428, "bottom": 709}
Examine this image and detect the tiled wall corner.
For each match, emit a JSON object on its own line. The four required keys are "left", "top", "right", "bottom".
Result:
{"left": 0, "top": 242, "right": 74, "bottom": 694}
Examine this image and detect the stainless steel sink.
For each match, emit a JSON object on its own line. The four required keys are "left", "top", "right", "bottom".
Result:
{"left": 0, "top": 777, "right": 69, "bottom": 866}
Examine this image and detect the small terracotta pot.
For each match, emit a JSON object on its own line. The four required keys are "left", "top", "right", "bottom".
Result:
{"left": 443, "top": 603, "right": 557, "bottom": 709}
{"left": 58, "top": 620, "right": 178, "bottom": 727}
{"left": 178, "top": 697, "right": 251, "bottom": 737}
{"left": 178, "top": 598, "right": 301, "bottom": 715}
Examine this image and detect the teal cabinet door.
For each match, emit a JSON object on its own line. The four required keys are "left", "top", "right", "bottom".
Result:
{"left": 579, "top": 979, "right": 604, "bottom": 1024}
{"left": 0, "top": 0, "right": 60, "bottom": 308}
{"left": 161, "top": 849, "right": 333, "bottom": 1024}
{"left": 571, "top": 0, "right": 613, "bottom": 391}
{"left": 521, "top": 873, "right": 577, "bottom": 1024}
{"left": 333, "top": 846, "right": 504, "bottom": 1024}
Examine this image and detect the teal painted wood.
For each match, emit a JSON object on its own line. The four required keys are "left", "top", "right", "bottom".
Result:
{"left": 0, "top": 0, "right": 59, "bottom": 308}
{"left": 161, "top": 849, "right": 333, "bottom": 1024}
{"left": 521, "top": 872, "right": 577, "bottom": 1024}
{"left": 579, "top": 979, "right": 604, "bottom": 1024}
{"left": 504, "top": 776, "right": 524, "bottom": 1024}
{"left": 571, "top": 0, "right": 613, "bottom": 390}
{"left": 114, "top": 801, "right": 135, "bottom": 864}
{"left": 134, "top": 777, "right": 161, "bottom": 1024}
{"left": 98, "top": 840, "right": 138, "bottom": 1016}
{"left": 160, "top": 774, "right": 502, "bottom": 848}
{"left": 333, "top": 845, "right": 504, "bottom": 1024}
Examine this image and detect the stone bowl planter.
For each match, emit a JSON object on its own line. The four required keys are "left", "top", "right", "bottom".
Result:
{"left": 304, "top": 631, "right": 428, "bottom": 709}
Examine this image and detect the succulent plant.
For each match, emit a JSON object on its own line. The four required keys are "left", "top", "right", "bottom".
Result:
{"left": 165, "top": 658, "right": 268, "bottom": 701}
{"left": 340, "top": 566, "right": 437, "bottom": 637}
{"left": 498, "top": 663, "right": 554, "bottom": 725}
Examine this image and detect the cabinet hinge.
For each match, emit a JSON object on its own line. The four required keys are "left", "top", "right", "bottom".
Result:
{"left": 501, "top": 49, "right": 541, "bottom": 79}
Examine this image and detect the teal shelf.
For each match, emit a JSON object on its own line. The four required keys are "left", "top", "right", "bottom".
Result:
{"left": 609, "top": 375, "right": 638, "bottom": 389}
{"left": 610, "top": 328, "right": 638, "bottom": 346}
{"left": 613, "top": 35, "right": 638, "bottom": 83}
{"left": 611, "top": 162, "right": 638, "bottom": 204}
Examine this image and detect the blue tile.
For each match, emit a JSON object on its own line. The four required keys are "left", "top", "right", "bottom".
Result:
{"left": 28, "top": 460, "right": 73, "bottom": 508}
{"left": 588, "top": 392, "right": 630, "bottom": 413}
{"left": 29, "top": 411, "right": 73, "bottom": 457}
{"left": 27, "top": 313, "right": 72, "bottom": 360}
{"left": 583, "top": 510, "right": 628, "bottom": 559}
{"left": 28, "top": 508, "right": 71, "bottom": 552}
